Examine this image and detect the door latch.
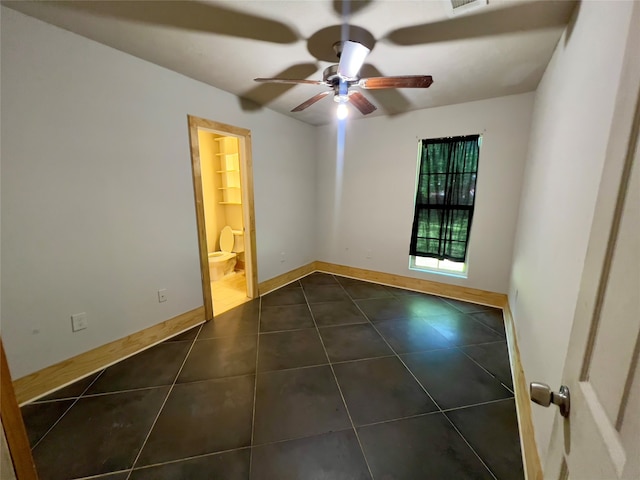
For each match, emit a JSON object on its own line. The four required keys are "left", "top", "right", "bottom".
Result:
{"left": 530, "top": 382, "right": 570, "bottom": 417}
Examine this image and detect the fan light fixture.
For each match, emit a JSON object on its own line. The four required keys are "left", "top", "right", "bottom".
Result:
{"left": 336, "top": 102, "right": 349, "bottom": 120}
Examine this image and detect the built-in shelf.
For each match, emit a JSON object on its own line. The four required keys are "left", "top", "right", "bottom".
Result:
{"left": 215, "top": 152, "right": 238, "bottom": 156}
{"left": 216, "top": 169, "right": 239, "bottom": 173}
{"left": 219, "top": 202, "right": 242, "bottom": 205}
{"left": 218, "top": 187, "right": 240, "bottom": 190}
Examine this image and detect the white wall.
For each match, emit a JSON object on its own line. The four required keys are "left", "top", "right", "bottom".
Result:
{"left": 508, "top": 1, "right": 634, "bottom": 466}
{"left": 0, "top": 7, "right": 316, "bottom": 378}
{"left": 315, "top": 93, "right": 534, "bottom": 294}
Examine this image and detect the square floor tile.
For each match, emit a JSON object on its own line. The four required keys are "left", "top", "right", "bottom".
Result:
{"left": 309, "top": 301, "right": 367, "bottom": 327}
{"left": 21, "top": 400, "right": 74, "bottom": 447}
{"left": 177, "top": 335, "right": 256, "bottom": 383}
{"left": 261, "top": 284, "right": 306, "bottom": 307}
{"left": 333, "top": 357, "right": 437, "bottom": 426}
{"left": 253, "top": 366, "right": 350, "bottom": 444}
{"left": 355, "top": 297, "right": 409, "bottom": 322}
{"left": 87, "top": 342, "right": 191, "bottom": 394}
{"left": 461, "top": 341, "right": 513, "bottom": 389}
{"left": 130, "top": 448, "right": 250, "bottom": 480}
{"left": 91, "top": 473, "right": 130, "bottom": 480}
{"left": 137, "top": 376, "right": 254, "bottom": 466}
{"left": 300, "top": 272, "right": 338, "bottom": 286}
{"left": 402, "top": 349, "right": 512, "bottom": 409}
{"left": 425, "top": 314, "right": 504, "bottom": 346}
{"left": 375, "top": 318, "right": 452, "bottom": 354}
{"left": 384, "top": 286, "right": 422, "bottom": 297}
{"left": 32, "top": 387, "right": 169, "bottom": 480}
{"left": 441, "top": 298, "right": 495, "bottom": 314}
{"left": 342, "top": 281, "right": 393, "bottom": 300}
{"left": 319, "top": 324, "right": 392, "bottom": 362}
{"left": 303, "top": 284, "right": 350, "bottom": 304}
{"left": 471, "top": 310, "right": 506, "bottom": 336}
{"left": 396, "top": 294, "right": 460, "bottom": 318}
{"left": 446, "top": 399, "right": 524, "bottom": 480}
{"left": 251, "top": 430, "right": 371, "bottom": 480}
{"left": 165, "top": 325, "right": 201, "bottom": 342}
{"left": 198, "top": 300, "right": 260, "bottom": 339}
{"left": 258, "top": 329, "right": 327, "bottom": 372}
{"left": 357, "top": 414, "right": 493, "bottom": 480}
{"left": 38, "top": 371, "right": 102, "bottom": 401}
{"left": 260, "top": 304, "right": 314, "bottom": 332}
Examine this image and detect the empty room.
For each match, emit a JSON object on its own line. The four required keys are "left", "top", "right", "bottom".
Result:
{"left": 1, "top": 1, "right": 638, "bottom": 479}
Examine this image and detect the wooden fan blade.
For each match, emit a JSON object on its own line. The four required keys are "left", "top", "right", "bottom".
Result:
{"left": 254, "top": 78, "right": 326, "bottom": 85}
{"left": 349, "top": 92, "right": 377, "bottom": 115}
{"left": 359, "top": 75, "right": 433, "bottom": 89}
{"left": 292, "top": 91, "right": 332, "bottom": 112}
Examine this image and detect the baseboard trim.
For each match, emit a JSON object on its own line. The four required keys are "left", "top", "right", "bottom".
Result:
{"left": 315, "top": 261, "right": 505, "bottom": 308}
{"left": 257, "top": 262, "right": 317, "bottom": 295}
{"left": 14, "top": 306, "right": 206, "bottom": 405}
{"left": 503, "top": 301, "right": 543, "bottom": 480}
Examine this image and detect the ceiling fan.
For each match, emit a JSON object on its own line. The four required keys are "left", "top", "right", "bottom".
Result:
{"left": 254, "top": 40, "right": 433, "bottom": 117}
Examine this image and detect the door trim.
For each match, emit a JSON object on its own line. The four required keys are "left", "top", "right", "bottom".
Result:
{"left": 187, "top": 115, "right": 258, "bottom": 320}
{"left": 1, "top": 339, "right": 39, "bottom": 479}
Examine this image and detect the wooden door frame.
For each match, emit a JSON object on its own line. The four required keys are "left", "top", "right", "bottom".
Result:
{"left": 187, "top": 115, "right": 258, "bottom": 320}
{"left": 1, "top": 338, "right": 39, "bottom": 479}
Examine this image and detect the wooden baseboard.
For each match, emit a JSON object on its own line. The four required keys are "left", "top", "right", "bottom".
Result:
{"left": 315, "top": 261, "right": 505, "bottom": 308}
{"left": 257, "top": 262, "right": 317, "bottom": 295}
{"left": 14, "top": 306, "right": 206, "bottom": 405}
{"left": 502, "top": 301, "right": 543, "bottom": 480}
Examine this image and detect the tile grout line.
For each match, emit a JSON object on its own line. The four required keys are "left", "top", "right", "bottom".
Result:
{"left": 338, "top": 282, "right": 499, "bottom": 480}
{"left": 299, "top": 276, "right": 377, "bottom": 480}
{"left": 456, "top": 345, "right": 515, "bottom": 395}
{"left": 248, "top": 295, "right": 262, "bottom": 478}
{"left": 31, "top": 368, "right": 107, "bottom": 451}
{"left": 124, "top": 323, "right": 203, "bottom": 480}
{"left": 336, "top": 282, "right": 444, "bottom": 412}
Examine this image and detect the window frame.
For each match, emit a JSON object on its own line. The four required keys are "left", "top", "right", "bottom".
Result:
{"left": 408, "top": 134, "right": 482, "bottom": 278}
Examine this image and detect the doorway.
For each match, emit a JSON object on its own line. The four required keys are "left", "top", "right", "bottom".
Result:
{"left": 187, "top": 115, "right": 258, "bottom": 320}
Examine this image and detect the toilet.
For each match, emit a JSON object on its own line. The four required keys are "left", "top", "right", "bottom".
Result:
{"left": 208, "top": 226, "right": 244, "bottom": 281}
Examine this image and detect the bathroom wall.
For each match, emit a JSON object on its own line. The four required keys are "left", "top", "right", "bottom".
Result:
{"left": 198, "top": 130, "right": 225, "bottom": 252}
{"left": 315, "top": 93, "right": 534, "bottom": 294}
{"left": 508, "top": 1, "right": 633, "bottom": 464}
{"left": 1, "top": 7, "right": 317, "bottom": 378}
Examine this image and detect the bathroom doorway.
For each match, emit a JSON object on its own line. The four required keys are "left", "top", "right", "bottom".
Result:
{"left": 187, "top": 115, "right": 258, "bottom": 320}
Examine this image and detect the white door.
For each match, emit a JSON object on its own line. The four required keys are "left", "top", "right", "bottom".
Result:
{"left": 544, "top": 6, "right": 640, "bottom": 479}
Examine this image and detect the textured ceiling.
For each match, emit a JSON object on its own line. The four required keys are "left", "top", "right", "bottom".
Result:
{"left": 3, "top": 0, "right": 577, "bottom": 125}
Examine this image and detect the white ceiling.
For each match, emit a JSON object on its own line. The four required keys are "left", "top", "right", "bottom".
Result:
{"left": 3, "top": 0, "right": 577, "bottom": 125}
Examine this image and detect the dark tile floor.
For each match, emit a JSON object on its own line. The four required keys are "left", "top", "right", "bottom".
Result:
{"left": 21, "top": 273, "right": 524, "bottom": 480}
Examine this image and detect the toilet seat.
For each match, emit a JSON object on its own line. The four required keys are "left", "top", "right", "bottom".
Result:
{"left": 220, "top": 226, "right": 234, "bottom": 252}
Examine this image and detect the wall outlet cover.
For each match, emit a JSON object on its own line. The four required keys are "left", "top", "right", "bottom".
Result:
{"left": 71, "top": 313, "right": 88, "bottom": 332}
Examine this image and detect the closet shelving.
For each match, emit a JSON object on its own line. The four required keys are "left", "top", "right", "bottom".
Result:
{"left": 214, "top": 138, "right": 241, "bottom": 205}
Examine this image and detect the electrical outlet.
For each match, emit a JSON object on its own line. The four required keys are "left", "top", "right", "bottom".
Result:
{"left": 280, "top": 252, "right": 286, "bottom": 263}
{"left": 71, "top": 313, "right": 88, "bottom": 332}
{"left": 158, "top": 289, "right": 168, "bottom": 303}
{"left": 366, "top": 249, "right": 373, "bottom": 259}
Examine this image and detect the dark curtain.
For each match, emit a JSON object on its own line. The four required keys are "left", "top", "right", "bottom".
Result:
{"left": 409, "top": 135, "right": 480, "bottom": 263}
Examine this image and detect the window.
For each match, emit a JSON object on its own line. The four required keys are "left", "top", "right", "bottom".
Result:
{"left": 409, "top": 134, "right": 481, "bottom": 277}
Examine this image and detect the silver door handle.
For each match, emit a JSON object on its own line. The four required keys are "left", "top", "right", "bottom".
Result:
{"left": 530, "top": 382, "right": 570, "bottom": 417}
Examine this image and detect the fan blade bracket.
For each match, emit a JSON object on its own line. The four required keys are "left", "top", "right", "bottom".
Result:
{"left": 359, "top": 75, "right": 433, "bottom": 89}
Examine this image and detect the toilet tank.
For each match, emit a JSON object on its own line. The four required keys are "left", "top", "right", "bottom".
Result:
{"left": 231, "top": 229, "right": 245, "bottom": 253}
